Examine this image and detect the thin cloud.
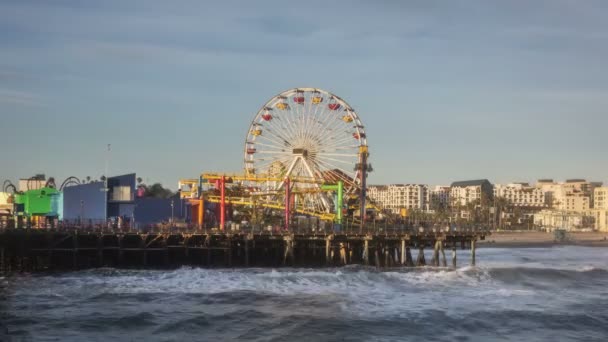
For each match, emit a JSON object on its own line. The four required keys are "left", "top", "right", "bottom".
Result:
{"left": 0, "top": 88, "right": 45, "bottom": 107}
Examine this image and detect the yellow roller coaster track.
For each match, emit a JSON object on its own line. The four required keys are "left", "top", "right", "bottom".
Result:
{"left": 203, "top": 195, "right": 336, "bottom": 221}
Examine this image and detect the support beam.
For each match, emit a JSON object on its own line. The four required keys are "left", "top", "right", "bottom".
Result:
{"left": 358, "top": 146, "right": 368, "bottom": 233}
{"left": 471, "top": 239, "right": 476, "bottom": 266}
{"left": 244, "top": 237, "right": 249, "bottom": 267}
{"left": 416, "top": 247, "right": 426, "bottom": 266}
{"left": 405, "top": 247, "right": 413, "bottom": 267}
{"left": 440, "top": 241, "right": 447, "bottom": 267}
{"left": 283, "top": 235, "right": 294, "bottom": 266}
{"left": 363, "top": 239, "right": 369, "bottom": 266}
{"left": 284, "top": 177, "right": 291, "bottom": 231}
{"left": 72, "top": 233, "right": 78, "bottom": 269}
{"left": 198, "top": 198, "right": 204, "bottom": 229}
{"left": 339, "top": 243, "right": 347, "bottom": 265}
{"left": 432, "top": 240, "right": 440, "bottom": 267}
{"left": 400, "top": 240, "right": 406, "bottom": 265}
{"left": 325, "top": 236, "right": 332, "bottom": 265}
{"left": 452, "top": 246, "right": 457, "bottom": 268}
{"left": 220, "top": 176, "right": 226, "bottom": 231}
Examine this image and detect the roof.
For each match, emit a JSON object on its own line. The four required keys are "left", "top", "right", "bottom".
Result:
{"left": 450, "top": 179, "right": 492, "bottom": 187}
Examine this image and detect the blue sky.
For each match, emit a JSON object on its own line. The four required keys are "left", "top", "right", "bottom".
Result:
{"left": 1, "top": 0, "right": 607, "bottom": 188}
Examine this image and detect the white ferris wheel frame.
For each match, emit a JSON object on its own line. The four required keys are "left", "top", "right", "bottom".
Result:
{"left": 243, "top": 87, "right": 369, "bottom": 211}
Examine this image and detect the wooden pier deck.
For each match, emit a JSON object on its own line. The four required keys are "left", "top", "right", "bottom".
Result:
{"left": 0, "top": 228, "right": 487, "bottom": 272}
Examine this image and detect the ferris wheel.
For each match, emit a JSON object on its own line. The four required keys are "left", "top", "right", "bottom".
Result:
{"left": 244, "top": 87, "right": 369, "bottom": 212}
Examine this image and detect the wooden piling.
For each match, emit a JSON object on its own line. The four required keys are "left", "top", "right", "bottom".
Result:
{"left": 452, "top": 246, "right": 457, "bottom": 268}
{"left": 440, "top": 241, "right": 447, "bottom": 267}
{"left": 432, "top": 241, "right": 440, "bottom": 266}
{"left": 405, "top": 247, "right": 414, "bottom": 267}
{"left": 363, "top": 239, "right": 370, "bottom": 266}
{"left": 416, "top": 247, "right": 426, "bottom": 266}
{"left": 325, "top": 235, "right": 332, "bottom": 265}
{"left": 72, "top": 233, "right": 78, "bottom": 269}
{"left": 283, "top": 236, "right": 294, "bottom": 266}
{"left": 97, "top": 234, "right": 104, "bottom": 267}
{"left": 244, "top": 237, "right": 249, "bottom": 267}
{"left": 471, "top": 239, "right": 476, "bottom": 266}
{"left": 339, "top": 243, "right": 347, "bottom": 265}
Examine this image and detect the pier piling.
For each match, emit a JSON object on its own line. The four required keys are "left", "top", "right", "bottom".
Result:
{"left": 416, "top": 247, "right": 426, "bottom": 266}
{"left": 405, "top": 247, "right": 413, "bottom": 266}
{"left": 471, "top": 239, "right": 476, "bottom": 266}
{"left": 440, "top": 242, "right": 447, "bottom": 267}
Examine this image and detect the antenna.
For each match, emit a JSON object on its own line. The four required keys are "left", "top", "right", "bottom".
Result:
{"left": 103, "top": 144, "right": 111, "bottom": 224}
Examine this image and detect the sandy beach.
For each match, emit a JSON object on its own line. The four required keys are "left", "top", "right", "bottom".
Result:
{"left": 479, "top": 231, "right": 608, "bottom": 248}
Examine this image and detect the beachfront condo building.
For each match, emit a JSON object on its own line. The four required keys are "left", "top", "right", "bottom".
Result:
{"left": 367, "top": 184, "right": 429, "bottom": 214}
{"left": 493, "top": 183, "right": 546, "bottom": 208}
{"left": 449, "top": 179, "right": 493, "bottom": 207}
{"left": 594, "top": 187, "right": 608, "bottom": 210}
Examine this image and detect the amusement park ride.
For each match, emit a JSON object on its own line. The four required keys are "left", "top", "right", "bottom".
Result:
{"left": 179, "top": 88, "right": 374, "bottom": 230}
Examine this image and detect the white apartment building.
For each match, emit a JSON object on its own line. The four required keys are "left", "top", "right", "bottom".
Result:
{"left": 535, "top": 179, "right": 600, "bottom": 211}
{"left": 450, "top": 180, "right": 493, "bottom": 207}
{"left": 533, "top": 209, "right": 595, "bottom": 231}
{"left": 430, "top": 186, "right": 450, "bottom": 209}
{"left": 594, "top": 187, "right": 608, "bottom": 209}
{"left": 494, "top": 183, "right": 545, "bottom": 208}
{"left": 367, "top": 184, "right": 429, "bottom": 214}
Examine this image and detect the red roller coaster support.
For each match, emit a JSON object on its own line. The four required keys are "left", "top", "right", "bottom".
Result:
{"left": 285, "top": 177, "right": 291, "bottom": 230}
{"left": 220, "top": 175, "right": 226, "bottom": 230}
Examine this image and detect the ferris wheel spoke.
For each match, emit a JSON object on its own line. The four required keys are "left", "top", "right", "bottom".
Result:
{"left": 272, "top": 115, "right": 297, "bottom": 144}
{"left": 262, "top": 128, "right": 295, "bottom": 149}
{"left": 314, "top": 159, "right": 356, "bottom": 180}
{"left": 316, "top": 152, "right": 359, "bottom": 158}
{"left": 315, "top": 158, "right": 353, "bottom": 169}
{"left": 252, "top": 140, "right": 290, "bottom": 151}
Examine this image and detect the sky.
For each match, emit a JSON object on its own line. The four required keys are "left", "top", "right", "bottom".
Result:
{"left": 1, "top": 0, "right": 607, "bottom": 189}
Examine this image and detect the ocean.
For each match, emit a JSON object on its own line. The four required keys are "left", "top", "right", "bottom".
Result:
{"left": 1, "top": 246, "right": 607, "bottom": 341}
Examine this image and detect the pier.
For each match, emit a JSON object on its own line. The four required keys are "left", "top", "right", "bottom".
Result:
{"left": 0, "top": 227, "right": 486, "bottom": 272}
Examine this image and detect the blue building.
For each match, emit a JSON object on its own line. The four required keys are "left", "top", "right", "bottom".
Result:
{"left": 134, "top": 193, "right": 185, "bottom": 226}
{"left": 62, "top": 181, "right": 106, "bottom": 222}
{"left": 107, "top": 173, "right": 136, "bottom": 220}
{"left": 62, "top": 173, "right": 185, "bottom": 227}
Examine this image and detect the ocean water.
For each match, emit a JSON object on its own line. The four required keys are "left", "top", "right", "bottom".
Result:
{"left": 1, "top": 246, "right": 608, "bottom": 341}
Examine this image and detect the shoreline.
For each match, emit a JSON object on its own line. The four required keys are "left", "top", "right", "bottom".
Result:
{"left": 478, "top": 231, "right": 608, "bottom": 248}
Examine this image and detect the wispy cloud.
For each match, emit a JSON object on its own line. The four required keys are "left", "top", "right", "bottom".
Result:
{"left": 0, "top": 88, "right": 45, "bottom": 107}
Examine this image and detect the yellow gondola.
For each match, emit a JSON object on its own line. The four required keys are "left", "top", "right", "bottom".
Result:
{"left": 252, "top": 129, "right": 262, "bottom": 136}
{"left": 342, "top": 115, "right": 353, "bottom": 123}
{"left": 275, "top": 102, "right": 289, "bottom": 110}
{"left": 312, "top": 96, "right": 323, "bottom": 104}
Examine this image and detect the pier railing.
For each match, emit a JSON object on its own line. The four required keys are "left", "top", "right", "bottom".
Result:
{"left": 0, "top": 219, "right": 490, "bottom": 236}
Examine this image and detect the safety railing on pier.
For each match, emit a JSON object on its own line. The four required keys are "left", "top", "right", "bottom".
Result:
{"left": 0, "top": 218, "right": 490, "bottom": 236}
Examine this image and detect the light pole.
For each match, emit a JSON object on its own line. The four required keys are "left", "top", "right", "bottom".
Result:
{"left": 170, "top": 199, "right": 175, "bottom": 227}
{"left": 103, "top": 144, "right": 111, "bottom": 225}
{"left": 80, "top": 200, "right": 84, "bottom": 226}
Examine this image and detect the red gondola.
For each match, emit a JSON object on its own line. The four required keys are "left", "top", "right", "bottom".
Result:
{"left": 247, "top": 148, "right": 257, "bottom": 154}
{"left": 262, "top": 113, "right": 273, "bottom": 121}
{"left": 328, "top": 103, "right": 341, "bottom": 110}
{"left": 352, "top": 132, "right": 366, "bottom": 139}
{"left": 293, "top": 96, "right": 305, "bottom": 104}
